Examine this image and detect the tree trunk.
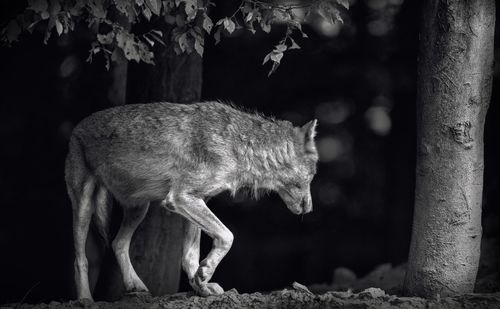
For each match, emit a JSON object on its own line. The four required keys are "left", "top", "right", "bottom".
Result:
{"left": 404, "top": 0, "right": 495, "bottom": 297}
{"left": 97, "top": 20, "right": 203, "bottom": 300}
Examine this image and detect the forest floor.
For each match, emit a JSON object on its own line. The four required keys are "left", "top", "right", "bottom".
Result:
{"left": 7, "top": 239, "right": 500, "bottom": 309}
{"left": 7, "top": 287, "right": 500, "bottom": 309}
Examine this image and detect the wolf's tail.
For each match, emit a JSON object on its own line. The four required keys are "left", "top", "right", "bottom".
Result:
{"left": 65, "top": 134, "right": 113, "bottom": 246}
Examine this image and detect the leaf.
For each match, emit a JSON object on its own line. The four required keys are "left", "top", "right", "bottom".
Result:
{"left": 202, "top": 12, "right": 213, "bottom": 33}
{"left": 270, "top": 52, "right": 283, "bottom": 63}
{"left": 88, "top": 0, "right": 106, "bottom": 19}
{"left": 261, "top": 21, "right": 271, "bottom": 33}
{"left": 143, "top": 6, "right": 152, "bottom": 20}
{"left": 245, "top": 11, "right": 253, "bottom": 23}
{"left": 55, "top": 19, "right": 63, "bottom": 35}
{"left": 149, "top": 32, "right": 165, "bottom": 46}
{"left": 44, "top": 17, "right": 55, "bottom": 43}
{"left": 177, "top": 32, "right": 188, "bottom": 52}
{"left": 114, "top": 0, "right": 129, "bottom": 14}
{"left": 318, "top": 1, "right": 343, "bottom": 24}
{"left": 164, "top": 0, "right": 175, "bottom": 9}
{"left": 136, "top": 0, "right": 144, "bottom": 5}
{"left": 145, "top": 0, "right": 161, "bottom": 15}
{"left": 275, "top": 43, "right": 287, "bottom": 52}
{"left": 144, "top": 35, "right": 154, "bottom": 46}
{"left": 268, "top": 61, "right": 280, "bottom": 77}
{"left": 194, "top": 37, "right": 203, "bottom": 56}
{"left": 151, "top": 29, "right": 162, "bottom": 37}
{"left": 263, "top": 52, "right": 271, "bottom": 65}
{"left": 116, "top": 30, "right": 141, "bottom": 62}
{"left": 213, "top": 27, "right": 221, "bottom": 45}
{"left": 137, "top": 41, "right": 154, "bottom": 64}
{"left": 247, "top": 24, "right": 256, "bottom": 34}
{"left": 289, "top": 37, "right": 300, "bottom": 50}
{"left": 337, "top": 0, "right": 349, "bottom": 9}
{"left": 97, "top": 32, "right": 114, "bottom": 44}
{"left": 27, "top": 18, "right": 42, "bottom": 31}
{"left": 223, "top": 18, "right": 235, "bottom": 34}
{"left": 105, "top": 56, "right": 110, "bottom": 70}
{"left": 126, "top": 5, "right": 137, "bottom": 22}
{"left": 215, "top": 18, "right": 224, "bottom": 26}
{"left": 184, "top": 0, "right": 198, "bottom": 21}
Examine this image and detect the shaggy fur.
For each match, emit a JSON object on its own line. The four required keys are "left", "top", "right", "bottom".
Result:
{"left": 65, "top": 101, "right": 318, "bottom": 300}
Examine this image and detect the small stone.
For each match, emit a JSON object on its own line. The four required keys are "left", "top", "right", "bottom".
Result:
{"left": 330, "top": 290, "right": 353, "bottom": 299}
{"left": 227, "top": 288, "right": 239, "bottom": 294}
{"left": 292, "top": 282, "right": 313, "bottom": 295}
{"left": 358, "top": 287, "right": 386, "bottom": 299}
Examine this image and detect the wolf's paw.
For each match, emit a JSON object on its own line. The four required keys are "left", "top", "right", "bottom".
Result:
{"left": 195, "top": 261, "right": 214, "bottom": 283}
{"left": 197, "top": 282, "right": 224, "bottom": 297}
{"left": 125, "top": 276, "right": 149, "bottom": 294}
{"left": 206, "top": 282, "right": 224, "bottom": 295}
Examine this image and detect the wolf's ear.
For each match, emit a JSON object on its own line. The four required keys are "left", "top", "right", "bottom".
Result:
{"left": 301, "top": 119, "right": 318, "bottom": 154}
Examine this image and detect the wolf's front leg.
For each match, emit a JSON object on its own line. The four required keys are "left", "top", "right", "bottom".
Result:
{"left": 168, "top": 192, "right": 233, "bottom": 296}
{"left": 181, "top": 220, "right": 223, "bottom": 295}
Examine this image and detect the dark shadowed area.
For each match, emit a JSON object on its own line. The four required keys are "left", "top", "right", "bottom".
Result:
{"left": 0, "top": 0, "right": 499, "bottom": 304}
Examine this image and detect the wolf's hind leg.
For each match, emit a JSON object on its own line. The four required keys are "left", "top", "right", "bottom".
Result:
{"left": 112, "top": 204, "right": 150, "bottom": 293}
{"left": 169, "top": 193, "right": 232, "bottom": 296}
{"left": 72, "top": 176, "right": 96, "bottom": 301}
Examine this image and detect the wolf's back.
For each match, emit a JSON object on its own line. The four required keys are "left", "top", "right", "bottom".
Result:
{"left": 68, "top": 101, "right": 296, "bottom": 199}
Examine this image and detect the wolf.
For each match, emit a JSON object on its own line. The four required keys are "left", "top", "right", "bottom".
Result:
{"left": 65, "top": 101, "right": 318, "bottom": 300}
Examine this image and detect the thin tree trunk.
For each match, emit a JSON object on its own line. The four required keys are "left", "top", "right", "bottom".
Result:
{"left": 128, "top": 37, "right": 202, "bottom": 296}
{"left": 404, "top": 0, "right": 495, "bottom": 297}
{"left": 97, "top": 20, "right": 203, "bottom": 300}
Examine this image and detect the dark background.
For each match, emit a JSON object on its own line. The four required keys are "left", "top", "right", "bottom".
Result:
{"left": 0, "top": 0, "right": 499, "bottom": 304}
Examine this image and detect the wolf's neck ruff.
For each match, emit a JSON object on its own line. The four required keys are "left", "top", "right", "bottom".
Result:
{"left": 206, "top": 104, "right": 300, "bottom": 198}
{"left": 231, "top": 138, "right": 297, "bottom": 197}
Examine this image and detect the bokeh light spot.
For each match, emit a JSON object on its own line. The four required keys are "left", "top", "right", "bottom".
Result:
{"left": 365, "top": 106, "right": 391, "bottom": 136}
{"left": 318, "top": 136, "right": 344, "bottom": 162}
{"left": 60, "top": 55, "right": 79, "bottom": 78}
{"left": 315, "top": 100, "right": 350, "bottom": 125}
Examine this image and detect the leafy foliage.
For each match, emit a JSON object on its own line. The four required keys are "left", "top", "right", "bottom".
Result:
{"left": 1, "top": 0, "right": 349, "bottom": 75}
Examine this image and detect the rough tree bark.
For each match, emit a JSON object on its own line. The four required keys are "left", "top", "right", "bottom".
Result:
{"left": 97, "top": 19, "right": 203, "bottom": 300}
{"left": 404, "top": 0, "right": 495, "bottom": 297}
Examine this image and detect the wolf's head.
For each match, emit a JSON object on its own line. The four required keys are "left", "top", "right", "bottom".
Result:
{"left": 277, "top": 119, "right": 318, "bottom": 215}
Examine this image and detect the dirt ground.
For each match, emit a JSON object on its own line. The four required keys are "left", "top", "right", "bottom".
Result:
{"left": 6, "top": 286, "right": 500, "bottom": 309}
{"left": 6, "top": 239, "right": 499, "bottom": 309}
